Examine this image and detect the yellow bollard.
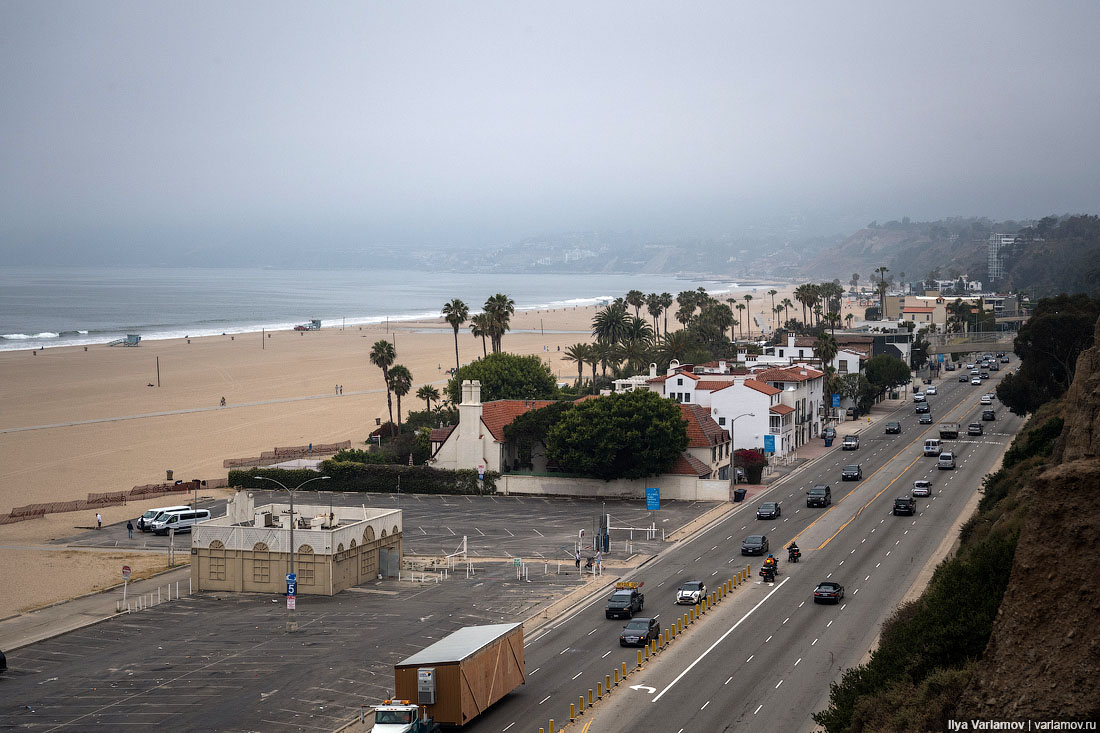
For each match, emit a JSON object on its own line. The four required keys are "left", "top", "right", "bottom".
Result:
{"left": 579, "top": 695, "right": 585, "bottom": 713}
{"left": 541, "top": 729, "right": 545, "bottom": 733}
{"left": 606, "top": 674, "right": 611, "bottom": 693}
{"left": 637, "top": 650, "right": 643, "bottom": 667}
{"left": 644, "top": 644, "right": 650, "bottom": 661}
{"left": 678, "top": 617, "right": 684, "bottom": 633}
{"left": 663, "top": 629, "right": 669, "bottom": 645}
{"left": 570, "top": 704, "right": 576, "bottom": 722}
{"left": 588, "top": 689, "right": 593, "bottom": 706}
{"left": 597, "top": 682, "right": 602, "bottom": 699}
{"left": 550, "top": 722, "right": 555, "bottom": 733}
{"left": 622, "top": 661, "right": 627, "bottom": 678}
{"left": 614, "top": 668, "right": 619, "bottom": 686}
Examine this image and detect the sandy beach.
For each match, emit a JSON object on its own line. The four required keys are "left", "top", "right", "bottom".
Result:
{"left": 0, "top": 282, "right": 823, "bottom": 615}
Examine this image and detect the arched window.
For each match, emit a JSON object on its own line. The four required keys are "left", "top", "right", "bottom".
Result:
{"left": 252, "top": 542, "right": 270, "bottom": 583}
{"left": 364, "top": 526, "right": 376, "bottom": 542}
{"left": 209, "top": 540, "right": 226, "bottom": 581}
{"left": 298, "top": 545, "right": 315, "bottom": 585}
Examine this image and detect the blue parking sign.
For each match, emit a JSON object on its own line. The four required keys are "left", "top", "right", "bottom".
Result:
{"left": 763, "top": 434, "right": 775, "bottom": 453}
{"left": 646, "top": 487, "right": 660, "bottom": 511}
{"left": 286, "top": 573, "right": 297, "bottom": 597}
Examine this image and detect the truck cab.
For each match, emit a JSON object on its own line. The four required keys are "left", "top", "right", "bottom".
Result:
{"left": 373, "top": 701, "right": 430, "bottom": 733}
{"left": 605, "top": 581, "right": 645, "bottom": 619}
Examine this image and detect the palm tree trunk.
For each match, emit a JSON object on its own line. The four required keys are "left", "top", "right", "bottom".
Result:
{"left": 452, "top": 329, "right": 460, "bottom": 371}
{"left": 396, "top": 394, "right": 402, "bottom": 429}
{"left": 382, "top": 368, "right": 394, "bottom": 425}
{"left": 481, "top": 335, "right": 487, "bottom": 357}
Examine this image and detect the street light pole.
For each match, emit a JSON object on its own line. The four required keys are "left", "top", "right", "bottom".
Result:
{"left": 253, "top": 474, "right": 330, "bottom": 632}
{"left": 729, "top": 412, "right": 756, "bottom": 501}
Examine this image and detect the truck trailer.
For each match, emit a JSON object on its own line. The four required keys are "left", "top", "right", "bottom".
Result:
{"left": 390, "top": 622, "right": 525, "bottom": 729}
{"left": 938, "top": 422, "right": 960, "bottom": 439}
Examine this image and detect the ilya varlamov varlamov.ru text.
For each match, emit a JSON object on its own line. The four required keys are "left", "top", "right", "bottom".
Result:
{"left": 948, "top": 722, "right": 1097, "bottom": 731}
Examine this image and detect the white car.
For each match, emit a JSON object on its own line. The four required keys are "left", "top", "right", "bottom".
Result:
{"left": 912, "top": 479, "right": 931, "bottom": 497}
{"left": 676, "top": 581, "right": 706, "bottom": 605}
{"left": 926, "top": 386, "right": 937, "bottom": 395}
{"left": 980, "top": 395, "right": 992, "bottom": 405}
{"left": 971, "top": 377, "right": 982, "bottom": 385}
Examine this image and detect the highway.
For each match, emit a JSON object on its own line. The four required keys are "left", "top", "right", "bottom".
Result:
{"left": 468, "top": 361, "right": 1022, "bottom": 733}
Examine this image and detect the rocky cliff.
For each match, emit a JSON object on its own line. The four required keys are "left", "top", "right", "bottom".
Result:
{"left": 960, "top": 317, "right": 1100, "bottom": 721}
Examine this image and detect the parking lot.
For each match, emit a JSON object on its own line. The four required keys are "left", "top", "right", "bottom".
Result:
{"left": 3, "top": 492, "right": 720, "bottom": 730}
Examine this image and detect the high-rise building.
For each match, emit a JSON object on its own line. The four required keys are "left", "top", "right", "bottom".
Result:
{"left": 987, "top": 233, "right": 1016, "bottom": 282}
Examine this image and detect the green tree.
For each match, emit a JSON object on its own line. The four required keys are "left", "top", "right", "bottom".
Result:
{"left": 742, "top": 294, "right": 754, "bottom": 335}
{"left": 441, "top": 298, "right": 469, "bottom": 372}
{"left": 563, "top": 343, "right": 593, "bottom": 386}
{"left": 503, "top": 400, "right": 575, "bottom": 469}
{"left": 546, "top": 391, "right": 689, "bottom": 480}
{"left": 864, "top": 354, "right": 910, "bottom": 397}
{"left": 815, "top": 332, "right": 839, "bottom": 416}
{"left": 388, "top": 364, "right": 413, "bottom": 429}
{"left": 370, "top": 339, "right": 396, "bottom": 426}
{"left": 483, "top": 293, "right": 515, "bottom": 353}
{"left": 625, "top": 289, "right": 645, "bottom": 318}
{"left": 645, "top": 293, "right": 663, "bottom": 337}
{"left": 445, "top": 352, "right": 559, "bottom": 404}
{"left": 416, "top": 384, "right": 440, "bottom": 413}
{"left": 660, "top": 293, "right": 674, "bottom": 335}
{"left": 470, "top": 312, "right": 491, "bottom": 357}
{"left": 768, "top": 289, "right": 779, "bottom": 327}
{"left": 592, "top": 303, "right": 630, "bottom": 345}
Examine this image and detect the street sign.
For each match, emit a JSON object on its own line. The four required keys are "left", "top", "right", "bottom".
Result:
{"left": 122, "top": 565, "right": 131, "bottom": 580}
{"left": 512, "top": 558, "right": 521, "bottom": 567}
{"left": 763, "top": 434, "right": 775, "bottom": 453}
{"left": 286, "top": 573, "right": 297, "bottom": 597}
{"left": 287, "top": 595, "right": 296, "bottom": 610}
{"left": 832, "top": 394, "right": 841, "bottom": 407}
{"left": 645, "top": 487, "right": 660, "bottom": 511}
{"left": 478, "top": 464, "right": 485, "bottom": 481}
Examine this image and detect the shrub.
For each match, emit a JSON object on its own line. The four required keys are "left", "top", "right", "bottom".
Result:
{"left": 229, "top": 465, "right": 497, "bottom": 495}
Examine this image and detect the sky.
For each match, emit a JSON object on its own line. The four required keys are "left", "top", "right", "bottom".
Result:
{"left": 2, "top": 1, "right": 1098, "bottom": 263}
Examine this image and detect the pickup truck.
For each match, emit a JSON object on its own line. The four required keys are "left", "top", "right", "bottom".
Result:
{"left": 605, "top": 581, "right": 645, "bottom": 619}
{"left": 938, "top": 422, "right": 960, "bottom": 439}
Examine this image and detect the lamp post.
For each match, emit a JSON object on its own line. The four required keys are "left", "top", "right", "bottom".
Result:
{"left": 729, "top": 412, "right": 755, "bottom": 501}
{"left": 253, "top": 474, "right": 330, "bottom": 632}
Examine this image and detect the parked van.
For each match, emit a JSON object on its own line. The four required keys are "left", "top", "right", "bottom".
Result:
{"left": 923, "top": 438, "right": 942, "bottom": 456}
{"left": 137, "top": 505, "right": 190, "bottom": 532}
{"left": 151, "top": 508, "right": 211, "bottom": 535}
{"left": 937, "top": 451, "right": 956, "bottom": 470}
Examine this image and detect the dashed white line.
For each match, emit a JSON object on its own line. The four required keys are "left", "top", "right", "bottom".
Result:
{"left": 572, "top": 671, "right": 583, "bottom": 680}
{"left": 504, "top": 722, "right": 516, "bottom": 731}
{"left": 725, "top": 676, "right": 733, "bottom": 685}
{"left": 538, "top": 695, "right": 551, "bottom": 704}
{"left": 827, "top": 620, "right": 833, "bottom": 628}
{"left": 865, "top": 575, "right": 870, "bottom": 581}
{"left": 783, "top": 617, "right": 790, "bottom": 624}
{"left": 812, "top": 638, "right": 818, "bottom": 645}
{"left": 875, "top": 563, "right": 880, "bottom": 568}
{"left": 798, "top": 601, "right": 805, "bottom": 608}
{"left": 765, "top": 635, "right": 772, "bottom": 643}
{"left": 794, "top": 657, "right": 802, "bottom": 666}
{"left": 775, "top": 680, "right": 784, "bottom": 689}
{"left": 754, "top": 705, "right": 763, "bottom": 715}
{"left": 587, "top": 628, "right": 597, "bottom": 636}
{"left": 601, "top": 651, "right": 611, "bottom": 658}
{"left": 746, "top": 654, "right": 754, "bottom": 662}
{"left": 701, "top": 701, "right": 711, "bottom": 710}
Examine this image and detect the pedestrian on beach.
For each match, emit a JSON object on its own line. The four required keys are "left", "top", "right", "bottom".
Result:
{"left": 336, "top": 384, "right": 339, "bottom": 395}
{"left": 96, "top": 513, "right": 102, "bottom": 530}
{"left": 126, "top": 520, "right": 134, "bottom": 539}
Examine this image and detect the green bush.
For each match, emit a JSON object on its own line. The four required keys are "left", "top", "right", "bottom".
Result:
{"left": 1002, "top": 416, "right": 1063, "bottom": 469}
{"left": 229, "top": 465, "right": 497, "bottom": 495}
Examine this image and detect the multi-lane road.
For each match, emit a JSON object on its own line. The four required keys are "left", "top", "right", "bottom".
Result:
{"left": 469, "top": 364, "right": 1022, "bottom": 733}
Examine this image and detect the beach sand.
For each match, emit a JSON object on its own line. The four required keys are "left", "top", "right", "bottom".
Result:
{"left": 1, "top": 282, "right": 828, "bottom": 615}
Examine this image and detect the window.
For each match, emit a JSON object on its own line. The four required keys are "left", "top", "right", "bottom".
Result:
{"left": 208, "top": 540, "right": 226, "bottom": 581}
{"left": 298, "top": 545, "right": 315, "bottom": 585}
{"left": 677, "top": 378, "right": 683, "bottom": 385}
{"left": 252, "top": 542, "right": 270, "bottom": 584}
{"left": 719, "top": 417, "right": 726, "bottom": 426}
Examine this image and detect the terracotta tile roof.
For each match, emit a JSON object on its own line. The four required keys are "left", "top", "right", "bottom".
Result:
{"left": 754, "top": 366, "right": 824, "bottom": 383}
{"left": 430, "top": 426, "right": 455, "bottom": 443}
{"left": 695, "top": 380, "right": 737, "bottom": 391}
{"left": 744, "top": 379, "right": 782, "bottom": 396}
{"left": 680, "top": 404, "right": 730, "bottom": 447}
{"left": 668, "top": 452, "right": 712, "bottom": 477}
{"left": 769, "top": 404, "right": 795, "bottom": 415}
{"left": 480, "top": 399, "right": 560, "bottom": 441}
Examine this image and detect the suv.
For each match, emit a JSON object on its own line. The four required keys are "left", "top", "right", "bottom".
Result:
{"left": 937, "top": 451, "right": 956, "bottom": 470}
{"left": 822, "top": 427, "right": 836, "bottom": 441}
{"left": 915, "top": 403, "right": 930, "bottom": 413}
{"left": 842, "top": 435, "right": 859, "bottom": 450}
{"left": 893, "top": 496, "right": 916, "bottom": 515}
{"left": 605, "top": 583, "right": 645, "bottom": 619}
{"left": 926, "top": 385, "right": 937, "bottom": 395}
{"left": 983, "top": 409, "right": 996, "bottom": 421}
{"left": 741, "top": 534, "right": 769, "bottom": 555}
{"left": 884, "top": 421, "right": 901, "bottom": 434}
{"left": 676, "top": 581, "right": 706, "bottom": 605}
{"left": 959, "top": 373, "right": 970, "bottom": 382}
{"left": 912, "top": 479, "right": 931, "bottom": 497}
{"left": 913, "top": 392, "right": 926, "bottom": 403}
{"left": 841, "top": 464, "right": 863, "bottom": 481}
{"left": 807, "top": 485, "right": 832, "bottom": 507}
{"left": 968, "top": 423, "right": 984, "bottom": 436}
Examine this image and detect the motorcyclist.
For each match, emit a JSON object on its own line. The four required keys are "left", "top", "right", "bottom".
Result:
{"left": 764, "top": 553, "right": 779, "bottom": 572}
{"left": 787, "top": 542, "right": 801, "bottom": 562}
{"left": 760, "top": 563, "right": 776, "bottom": 581}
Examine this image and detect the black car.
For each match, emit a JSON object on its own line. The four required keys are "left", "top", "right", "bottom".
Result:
{"left": 884, "top": 421, "right": 901, "bottom": 434}
{"left": 983, "top": 409, "right": 996, "bottom": 421}
{"left": 1001, "top": 356, "right": 1010, "bottom": 363}
{"left": 980, "top": 372, "right": 990, "bottom": 380}
{"left": 915, "top": 403, "right": 930, "bottom": 414}
{"left": 893, "top": 496, "right": 916, "bottom": 515}
{"left": 756, "top": 501, "right": 781, "bottom": 519}
{"left": 841, "top": 464, "right": 862, "bottom": 481}
{"left": 619, "top": 617, "right": 660, "bottom": 647}
{"left": 919, "top": 414, "right": 933, "bottom": 424}
{"left": 741, "top": 534, "right": 769, "bottom": 555}
{"left": 959, "top": 373, "right": 969, "bottom": 381}
{"left": 813, "top": 581, "right": 845, "bottom": 604}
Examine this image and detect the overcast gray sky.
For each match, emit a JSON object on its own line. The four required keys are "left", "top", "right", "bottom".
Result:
{"left": 2, "top": 1, "right": 1098, "bottom": 261}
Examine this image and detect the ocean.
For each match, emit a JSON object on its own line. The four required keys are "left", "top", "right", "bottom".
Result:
{"left": 0, "top": 266, "right": 754, "bottom": 352}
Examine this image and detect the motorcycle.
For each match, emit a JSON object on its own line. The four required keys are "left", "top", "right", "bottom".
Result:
{"left": 759, "top": 566, "right": 776, "bottom": 582}
{"left": 788, "top": 548, "right": 801, "bottom": 563}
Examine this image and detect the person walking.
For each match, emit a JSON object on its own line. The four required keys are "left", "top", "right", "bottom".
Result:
{"left": 96, "top": 513, "right": 102, "bottom": 530}
{"left": 574, "top": 549, "right": 581, "bottom": 569}
{"left": 126, "top": 520, "right": 134, "bottom": 539}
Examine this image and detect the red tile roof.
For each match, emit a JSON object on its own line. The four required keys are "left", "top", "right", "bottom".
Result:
{"left": 744, "top": 379, "right": 782, "bottom": 396}
{"left": 480, "top": 400, "right": 560, "bottom": 441}
{"left": 668, "top": 452, "right": 712, "bottom": 477}
{"left": 680, "top": 404, "right": 730, "bottom": 447}
{"left": 770, "top": 404, "right": 795, "bottom": 415}
{"left": 429, "top": 426, "right": 455, "bottom": 444}
{"left": 695, "top": 380, "right": 737, "bottom": 391}
{"left": 753, "top": 366, "right": 824, "bottom": 383}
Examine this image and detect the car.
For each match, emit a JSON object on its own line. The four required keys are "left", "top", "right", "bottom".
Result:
{"left": 841, "top": 464, "right": 863, "bottom": 481}
{"left": 741, "top": 534, "right": 770, "bottom": 555}
{"left": 968, "top": 423, "right": 984, "bottom": 436}
{"left": 893, "top": 496, "right": 916, "bottom": 515}
{"left": 842, "top": 435, "right": 859, "bottom": 450}
{"left": 938, "top": 451, "right": 956, "bottom": 469}
{"left": 676, "top": 581, "right": 706, "bottom": 605}
{"left": 756, "top": 501, "right": 781, "bottom": 519}
{"left": 806, "top": 484, "right": 832, "bottom": 507}
{"left": 1001, "top": 356, "right": 1010, "bottom": 363}
{"left": 959, "top": 373, "right": 970, "bottom": 382}
{"left": 919, "top": 414, "right": 933, "bottom": 425}
{"left": 913, "top": 392, "right": 926, "bottom": 403}
{"left": 944, "top": 362, "right": 956, "bottom": 371}
{"left": 813, "top": 581, "right": 845, "bottom": 604}
{"left": 985, "top": 392, "right": 996, "bottom": 401}
{"left": 620, "top": 617, "right": 660, "bottom": 647}
{"left": 980, "top": 395, "right": 992, "bottom": 405}
{"left": 989, "top": 362, "right": 999, "bottom": 371}
{"left": 971, "top": 377, "right": 982, "bottom": 385}
{"left": 926, "top": 386, "right": 937, "bottom": 395}
{"left": 980, "top": 372, "right": 990, "bottom": 380}
{"left": 983, "top": 409, "right": 996, "bottom": 421}
{"left": 605, "top": 583, "right": 645, "bottom": 619}
{"left": 735, "top": 466, "right": 746, "bottom": 482}
{"left": 912, "top": 479, "right": 931, "bottom": 497}
{"left": 966, "top": 363, "right": 975, "bottom": 369}
{"left": 822, "top": 427, "right": 836, "bottom": 441}
{"left": 915, "top": 403, "right": 930, "bottom": 414}
{"left": 885, "top": 421, "right": 901, "bottom": 434}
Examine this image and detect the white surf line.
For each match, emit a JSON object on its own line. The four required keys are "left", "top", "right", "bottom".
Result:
{"left": 653, "top": 576, "right": 790, "bottom": 703}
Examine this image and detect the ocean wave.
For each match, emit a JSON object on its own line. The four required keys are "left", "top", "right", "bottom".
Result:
{"left": 2, "top": 332, "right": 60, "bottom": 340}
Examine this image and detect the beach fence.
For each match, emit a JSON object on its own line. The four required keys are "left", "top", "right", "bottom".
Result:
{"left": 0, "top": 478, "right": 228, "bottom": 526}
{"left": 117, "top": 577, "right": 193, "bottom": 614}
{"left": 222, "top": 440, "right": 351, "bottom": 468}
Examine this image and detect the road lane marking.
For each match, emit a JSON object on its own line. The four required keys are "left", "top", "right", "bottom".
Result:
{"left": 539, "top": 695, "right": 551, "bottom": 704}
{"left": 812, "top": 638, "right": 818, "bottom": 645}
{"left": 746, "top": 654, "right": 754, "bottom": 662}
{"left": 652, "top": 577, "right": 790, "bottom": 703}
{"left": 775, "top": 680, "right": 784, "bottom": 689}
{"left": 754, "top": 705, "right": 763, "bottom": 715}
{"left": 794, "top": 657, "right": 802, "bottom": 666}
{"left": 816, "top": 451, "right": 924, "bottom": 550}
{"left": 827, "top": 620, "right": 833, "bottom": 628}
{"left": 765, "top": 635, "right": 772, "bottom": 643}
{"left": 701, "top": 701, "right": 711, "bottom": 710}
{"left": 504, "top": 723, "right": 515, "bottom": 731}
{"left": 601, "top": 651, "right": 611, "bottom": 658}
{"left": 865, "top": 575, "right": 870, "bottom": 581}
{"left": 783, "top": 617, "right": 790, "bottom": 624}
{"left": 572, "top": 671, "right": 583, "bottom": 680}
{"left": 725, "top": 676, "right": 733, "bottom": 685}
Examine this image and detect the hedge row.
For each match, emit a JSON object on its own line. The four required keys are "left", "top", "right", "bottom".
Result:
{"left": 229, "top": 462, "right": 498, "bottom": 496}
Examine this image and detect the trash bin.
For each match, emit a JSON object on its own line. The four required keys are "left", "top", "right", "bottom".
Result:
{"left": 734, "top": 488, "right": 747, "bottom": 502}
{"left": 824, "top": 437, "right": 834, "bottom": 447}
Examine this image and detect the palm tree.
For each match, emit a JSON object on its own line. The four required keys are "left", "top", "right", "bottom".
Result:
{"left": 844, "top": 313, "right": 854, "bottom": 329}
{"left": 735, "top": 303, "right": 746, "bottom": 337}
{"left": 388, "top": 365, "right": 412, "bottom": 429}
{"left": 625, "top": 290, "right": 645, "bottom": 318}
{"left": 774, "top": 305, "right": 784, "bottom": 329}
{"left": 370, "top": 340, "right": 396, "bottom": 426}
{"left": 592, "top": 303, "right": 630, "bottom": 345}
{"left": 623, "top": 316, "right": 654, "bottom": 346}
{"left": 768, "top": 289, "right": 778, "bottom": 328}
{"left": 781, "top": 297, "right": 794, "bottom": 326}
{"left": 657, "top": 330, "right": 694, "bottom": 365}
{"left": 794, "top": 284, "right": 812, "bottom": 325}
{"left": 659, "top": 293, "right": 674, "bottom": 335}
{"left": 483, "top": 293, "right": 515, "bottom": 353}
{"left": 417, "top": 384, "right": 440, "bottom": 413}
{"left": 470, "top": 313, "right": 491, "bottom": 356}
{"left": 814, "top": 332, "right": 839, "bottom": 418}
{"left": 826, "top": 310, "right": 842, "bottom": 335}
{"left": 743, "top": 294, "right": 754, "bottom": 336}
{"left": 875, "top": 266, "right": 890, "bottom": 317}
{"left": 645, "top": 293, "right": 663, "bottom": 337}
{"left": 675, "top": 290, "right": 698, "bottom": 327}
{"left": 441, "top": 299, "right": 469, "bottom": 372}
{"left": 564, "top": 343, "right": 593, "bottom": 385}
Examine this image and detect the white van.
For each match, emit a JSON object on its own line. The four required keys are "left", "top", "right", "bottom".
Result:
{"left": 151, "top": 508, "right": 211, "bottom": 535}
{"left": 923, "top": 438, "right": 942, "bottom": 457}
{"left": 137, "top": 505, "right": 191, "bottom": 532}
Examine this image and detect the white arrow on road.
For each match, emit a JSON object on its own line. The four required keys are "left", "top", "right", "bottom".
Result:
{"left": 630, "top": 684, "right": 657, "bottom": 694}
